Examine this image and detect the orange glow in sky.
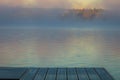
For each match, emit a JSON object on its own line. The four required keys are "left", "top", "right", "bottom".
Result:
{"left": 0, "top": 0, "right": 119, "bottom": 9}
{"left": 69, "top": 0, "right": 103, "bottom": 9}
{"left": 23, "top": 0, "right": 37, "bottom": 7}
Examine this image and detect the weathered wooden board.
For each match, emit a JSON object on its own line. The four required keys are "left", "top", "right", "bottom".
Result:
{"left": 0, "top": 67, "right": 114, "bottom": 80}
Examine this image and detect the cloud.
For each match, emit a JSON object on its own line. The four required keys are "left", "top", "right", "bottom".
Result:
{"left": 68, "top": 0, "right": 103, "bottom": 9}
{"left": 0, "top": 0, "right": 71, "bottom": 8}
{"left": 0, "top": 0, "right": 120, "bottom": 9}
{"left": 101, "top": 0, "right": 120, "bottom": 10}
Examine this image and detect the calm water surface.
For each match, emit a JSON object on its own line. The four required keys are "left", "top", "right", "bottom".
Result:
{"left": 0, "top": 28, "right": 119, "bottom": 80}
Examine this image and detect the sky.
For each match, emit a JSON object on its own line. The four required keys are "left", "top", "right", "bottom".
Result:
{"left": 0, "top": 0, "right": 120, "bottom": 9}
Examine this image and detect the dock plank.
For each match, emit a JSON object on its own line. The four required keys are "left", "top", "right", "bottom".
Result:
{"left": 20, "top": 68, "right": 38, "bottom": 80}
{"left": 86, "top": 68, "right": 101, "bottom": 80}
{"left": 0, "top": 67, "right": 114, "bottom": 80}
{"left": 45, "top": 68, "right": 57, "bottom": 80}
{"left": 34, "top": 68, "right": 48, "bottom": 80}
{"left": 95, "top": 68, "right": 114, "bottom": 80}
{"left": 67, "top": 68, "right": 78, "bottom": 80}
{"left": 76, "top": 68, "right": 89, "bottom": 80}
{"left": 0, "top": 67, "right": 26, "bottom": 80}
{"left": 57, "top": 68, "right": 66, "bottom": 80}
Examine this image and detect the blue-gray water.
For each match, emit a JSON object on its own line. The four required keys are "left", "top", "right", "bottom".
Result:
{"left": 0, "top": 28, "right": 119, "bottom": 80}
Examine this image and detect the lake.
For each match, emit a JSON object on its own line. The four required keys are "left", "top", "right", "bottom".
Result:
{"left": 0, "top": 28, "right": 119, "bottom": 80}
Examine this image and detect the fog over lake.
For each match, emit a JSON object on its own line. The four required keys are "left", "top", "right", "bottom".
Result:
{"left": 0, "top": 7, "right": 120, "bottom": 80}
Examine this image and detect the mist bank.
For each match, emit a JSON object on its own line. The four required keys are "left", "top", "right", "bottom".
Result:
{"left": 0, "top": 8, "right": 120, "bottom": 29}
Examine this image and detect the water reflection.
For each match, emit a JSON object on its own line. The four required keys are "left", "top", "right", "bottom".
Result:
{"left": 0, "top": 28, "right": 119, "bottom": 80}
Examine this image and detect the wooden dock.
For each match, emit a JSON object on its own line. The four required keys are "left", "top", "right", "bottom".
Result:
{"left": 0, "top": 67, "right": 114, "bottom": 80}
